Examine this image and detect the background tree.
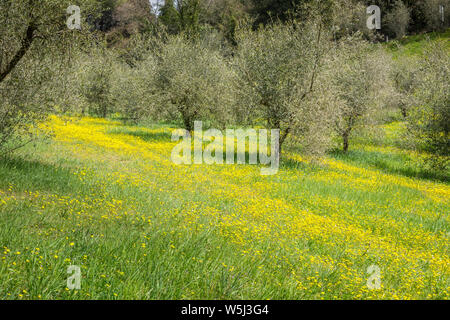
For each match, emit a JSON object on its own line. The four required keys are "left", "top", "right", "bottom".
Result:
{"left": 153, "top": 35, "right": 235, "bottom": 131}
{"left": 78, "top": 46, "right": 116, "bottom": 118}
{"left": 391, "top": 55, "right": 419, "bottom": 118}
{"left": 203, "top": 0, "right": 249, "bottom": 45}
{"left": 330, "top": 36, "right": 391, "bottom": 152}
{"left": 90, "top": 0, "right": 118, "bottom": 32}
{"left": 159, "top": 0, "right": 183, "bottom": 34}
{"left": 248, "top": 0, "right": 337, "bottom": 27}
{"left": 384, "top": 0, "right": 410, "bottom": 39}
{"left": 233, "top": 16, "right": 331, "bottom": 155}
{"left": 159, "top": 0, "right": 204, "bottom": 36}
{"left": 248, "top": 0, "right": 300, "bottom": 26}
{"left": 418, "top": 0, "right": 450, "bottom": 31}
{"left": 109, "top": 0, "right": 154, "bottom": 42}
{"left": 408, "top": 41, "right": 449, "bottom": 169}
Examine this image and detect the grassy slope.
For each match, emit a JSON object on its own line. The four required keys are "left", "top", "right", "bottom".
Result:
{"left": 0, "top": 116, "right": 448, "bottom": 300}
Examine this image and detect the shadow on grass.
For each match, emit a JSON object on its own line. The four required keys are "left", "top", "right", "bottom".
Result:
{"left": 281, "top": 157, "right": 316, "bottom": 171}
{"left": 0, "top": 155, "right": 86, "bottom": 195}
{"left": 329, "top": 149, "right": 449, "bottom": 184}
{"left": 108, "top": 128, "right": 173, "bottom": 143}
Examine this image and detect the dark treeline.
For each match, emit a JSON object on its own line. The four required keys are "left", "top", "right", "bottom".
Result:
{"left": 97, "top": 0, "right": 449, "bottom": 44}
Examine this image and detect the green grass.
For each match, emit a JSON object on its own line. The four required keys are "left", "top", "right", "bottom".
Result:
{"left": 0, "top": 145, "right": 251, "bottom": 299}
{"left": 0, "top": 116, "right": 448, "bottom": 300}
{"left": 386, "top": 28, "right": 450, "bottom": 59}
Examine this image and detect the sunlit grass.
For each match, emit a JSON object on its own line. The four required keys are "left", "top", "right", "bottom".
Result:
{"left": 386, "top": 28, "right": 450, "bottom": 59}
{"left": 0, "top": 115, "right": 448, "bottom": 300}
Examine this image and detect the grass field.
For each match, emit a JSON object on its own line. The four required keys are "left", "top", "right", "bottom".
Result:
{"left": 0, "top": 115, "right": 448, "bottom": 300}
{"left": 386, "top": 28, "right": 450, "bottom": 58}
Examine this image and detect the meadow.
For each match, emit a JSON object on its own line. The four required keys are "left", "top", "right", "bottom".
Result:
{"left": 0, "top": 114, "right": 448, "bottom": 300}
{"left": 1, "top": 1, "right": 449, "bottom": 300}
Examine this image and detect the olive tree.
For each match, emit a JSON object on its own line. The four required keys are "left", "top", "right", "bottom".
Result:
{"left": 153, "top": 34, "right": 235, "bottom": 131}
{"left": 408, "top": 41, "right": 449, "bottom": 167}
{"left": 233, "top": 19, "right": 331, "bottom": 155}
{"left": 78, "top": 46, "right": 116, "bottom": 118}
{"left": 109, "top": 54, "right": 159, "bottom": 122}
{"left": 331, "top": 0, "right": 374, "bottom": 40}
{"left": 330, "top": 36, "right": 391, "bottom": 152}
{"left": 391, "top": 56, "right": 419, "bottom": 118}
{"left": 0, "top": 0, "right": 97, "bottom": 151}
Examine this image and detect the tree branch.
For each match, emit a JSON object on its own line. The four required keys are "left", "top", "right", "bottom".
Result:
{"left": 0, "top": 22, "right": 36, "bottom": 83}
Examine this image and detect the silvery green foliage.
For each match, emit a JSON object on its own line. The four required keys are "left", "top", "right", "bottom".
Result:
{"left": 153, "top": 35, "right": 235, "bottom": 131}
{"left": 232, "top": 20, "right": 332, "bottom": 154}
{"left": 409, "top": 41, "right": 450, "bottom": 166}
{"left": 0, "top": 0, "right": 97, "bottom": 151}
{"left": 391, "top": 55, "right": 419, "bottom": 118}
{"left": 0, "top": 51, "right": 53, "bottom": 151}
{"left": 329, "top": 35, "right": 392, "bottom": 152}
{"left": 331, "top": 0, "right": 374, "bottom": 40}
{"left": 77, "top": 47, "right": 116, "bottom": 118}
{"left": 110, "top": 54, "right": 159, "bottom": 122}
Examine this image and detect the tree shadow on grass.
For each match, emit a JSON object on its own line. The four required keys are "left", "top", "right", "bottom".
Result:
{"left": 281, "top": 157, "right": 315, "bottom": 172}
{"left": 0, "top": 155, "right": 86, "bottom": 195}
{"left": 108, "top": 128, "right": 173, "bottom": 143}
{"left": 329, "top": 149, "right": 449, "bottom": 184}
